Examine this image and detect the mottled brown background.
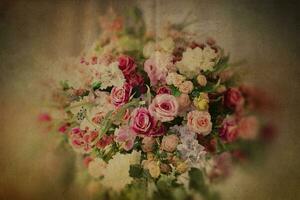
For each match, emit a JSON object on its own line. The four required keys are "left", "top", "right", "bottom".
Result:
{"left": 0, "top": 0, "right": 299, "bottom": 199}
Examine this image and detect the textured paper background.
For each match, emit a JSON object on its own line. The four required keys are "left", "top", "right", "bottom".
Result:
{"left": 0, "top": 0, "right": 299, "bottom": 199}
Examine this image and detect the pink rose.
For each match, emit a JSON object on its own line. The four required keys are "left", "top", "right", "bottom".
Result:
{"left": 219, "top": 116, "right": 239, "bottom": 142}
{"left": 110, "top": 83, "right": 132, "bottom": 107}
{"left": 115, "top": 126, "right": 137, "bottom": 151}
{"left": 224, "top": 88, "right": 244, "bottom": 111}
{"left": 238, "top": 116, "right": 259, "bottom": 140}
{"left": 130, "top": 107, "right": 154, "bottom": 135}
{"left": 187, "top": 110, "right": 212, "bottom": 135}
{"left": 118, "top": 55, "right": 136, "bottom": 76}
{"left": 156, "top": 86, "right": 171, "bottom": 95}
{"left": 144, "top": 52, "right": 173, "bottom": 86}
{"left": 149, "top": 94, "right": 179, "bottom": 122}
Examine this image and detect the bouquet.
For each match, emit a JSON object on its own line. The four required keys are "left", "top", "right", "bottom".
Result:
{"left": 40, "top": 8, "right": 275, "bottom": 200}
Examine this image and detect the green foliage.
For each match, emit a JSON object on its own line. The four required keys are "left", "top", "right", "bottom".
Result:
{"left": 170, "top": 85, "right": 181, "bottom": 97}
{"left": 121, "top": 180, "right": 149, "bottom": 200}
{"left": 189, "top": 168, "right": 220, "bottom": 200}
{"left": 92, "top": 81, "right": 101, "bottom": 90}
{"left": 125, "top": 7, "right": 146, "bottom": 38}
{"left": 151, "top": 175, "right": 191, "bottom": 200}
{"left": 60, "top": 80, "right": 71, "bottom": 91}
{"left": 129, "top": 164, "right": 144, "bottom": 178}
{"left": 211, "top": 55, "right": 230, "bottom": 74}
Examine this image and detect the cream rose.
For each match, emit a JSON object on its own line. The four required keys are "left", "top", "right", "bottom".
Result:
{"left": 197, "top": 74, "right": 207, "bottom": 86}
{"left": 161, "top": 134, "right": 179, "bottom": 152}
{"left": 141, "top": 137, "right": 156, "bottom": 152}
{"left": 187, "top": 110, "right": 212, "bottom": 136}
{"left": 178, "top": 81, "right": 194, "bottom": 94}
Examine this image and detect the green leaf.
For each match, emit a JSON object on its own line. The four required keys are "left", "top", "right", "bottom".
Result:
{"left": 170, "top": 85, "right": 181, "bottom": 97}
{"left": 211, "top": 55, "right": 230, "bottom": 74}
{"left": 189, "top": 168, "right": 221, "bottom": 200}
{"left": 60, "top": 80, "right": 71, "bottom": 91}
{"left": 129, "top": 164, "right": 144, "bottom": 178}
{"left": 92, "top": 81, "right": 101, "bottom": 90}
{"left": 189, "top": 168, "right": 208, "bottom": 196}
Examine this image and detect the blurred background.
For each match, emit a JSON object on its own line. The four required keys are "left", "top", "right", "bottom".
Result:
{"left": 0, "top": 0, "right": 299, "bottom": 199}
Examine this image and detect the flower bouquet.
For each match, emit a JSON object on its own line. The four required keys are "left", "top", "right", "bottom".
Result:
{"left": 40, "top": 8, "right": 275, "bottom": 200}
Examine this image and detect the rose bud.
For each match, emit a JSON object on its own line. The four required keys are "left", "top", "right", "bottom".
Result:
{"left": 142, "top": 137, "right": 156, "bottom": 152}
{"left": 161, "top": 134, "right": 179, "bottom": 152}
{"left": 178, "top": 81, "right": 194, "bottom": 94}
{"left": 176, "top": 94, "right": 191, "bottom": 114}
{"left": 145, "top": 160, "right": 161, "bottom": 178}
{"left": 156, "top": 86, "right": 172, "bottom": 95}
{"left": 176, "top": 162, "right": 188, "bottom": 174}
{"left": 196, "top": 74, "right": 207, "bottom": 87}
{"left": 160, "top": 163, "right": 171, "bottom": 174}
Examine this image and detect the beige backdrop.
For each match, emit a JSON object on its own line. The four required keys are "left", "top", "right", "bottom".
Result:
{"left": 0, "top": 0, "right": 299, "bottom": 199}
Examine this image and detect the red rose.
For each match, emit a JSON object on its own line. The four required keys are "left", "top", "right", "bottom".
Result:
{"left": 148, "top": 121, "right": 166, "bottom": 137}
{"left": 156, "top": 86, "right": 171, "bottom": 95}
{"left": 224, "top": 88, "right": 244, "bottom": 111}
{"left": 126, "top": 72, "right": 144, "bottom": 87}
{"left": 118, "top": 55, "right": 136, "bottom": 76}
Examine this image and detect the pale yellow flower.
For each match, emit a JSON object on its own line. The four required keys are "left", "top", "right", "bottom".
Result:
{"left": 193, "top": 93, "right": 209, "bottom": 111}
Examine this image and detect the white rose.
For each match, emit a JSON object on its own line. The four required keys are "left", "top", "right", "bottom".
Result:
{"left": 88, "top": 158, "right": 107, "bottom": 178}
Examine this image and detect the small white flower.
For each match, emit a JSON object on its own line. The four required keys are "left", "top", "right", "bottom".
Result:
{"left": 171, "top": 125, "right": 207, "bottom": 169}
{"left": 102, "top": 151, "right": 141, "bottom": 191}
{"left": 176, "top": 47, "right": 218, "bottom": 78}
{"left": 92, "top": 62, "right": 125, "bottom": 89}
